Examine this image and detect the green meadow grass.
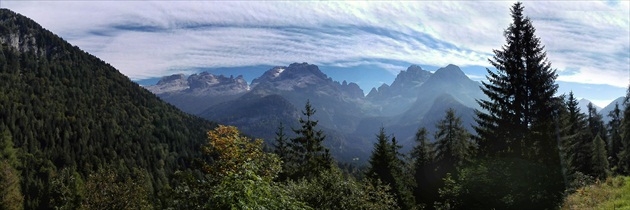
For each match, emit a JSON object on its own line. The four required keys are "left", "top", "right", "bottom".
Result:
{"left": 562, "top": 176, "right": 630, "bottom": 210}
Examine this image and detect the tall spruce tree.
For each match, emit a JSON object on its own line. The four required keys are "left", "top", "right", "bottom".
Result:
{"left": 607, "top": 103, "right": 623, "bottom": 173}
{"left": 475, "top": 2, "right": 559, "bottom": 160}
{"left": 273, "top": 123, "right": 290, "bottom": 181}
{"left": 289, "top": 100, "right": 332, "bottom": 179}
{"left": 366, "top": 127, "right": 414, "bottom": 210}
{"left": 411, "top": 127, "right": 436, "bottom": 207}
{"left": 434, "top": 108, "right": 472, "bottom": 169}
{"left": 619, "top": 89, "right": 630, "bottom": 175}
{"left": 587, "top": 103, "right": 607, "bottom": 143}
{"left": 473, "top": 2, "right": 564, "bottom": 207}
{"left": 591, "top": 134, "right": 610, "bottom": 180}
{"left": 563, "top": 92, "right": 593, "bottom": 177}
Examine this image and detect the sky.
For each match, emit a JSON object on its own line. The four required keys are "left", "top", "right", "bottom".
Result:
{"left": 3, "top": 1, "right": 629, "bottom": 108}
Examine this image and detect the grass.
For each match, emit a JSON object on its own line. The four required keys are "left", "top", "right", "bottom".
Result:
{"left": 562, "top": 176, "right": 630, "bottom": 210}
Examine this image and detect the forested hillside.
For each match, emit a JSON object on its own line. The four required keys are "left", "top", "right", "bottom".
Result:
{"left": 0, "top": 9, "right": 214, "bottom": 209}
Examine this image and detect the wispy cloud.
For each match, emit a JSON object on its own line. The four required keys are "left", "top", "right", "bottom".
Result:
{"left": 4, "top": 1, "right": 629, "bottom": 88}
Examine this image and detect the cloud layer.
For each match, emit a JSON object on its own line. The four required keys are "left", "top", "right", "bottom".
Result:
{"left": 4, "top": 1, "right": 629, "bottom": 88}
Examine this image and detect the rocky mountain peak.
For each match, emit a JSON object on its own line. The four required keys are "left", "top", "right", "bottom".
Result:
{"left": 187, "top": 72, "right": 249, "bottom": 91}
{"left": 250, "top": 63, "right": 333, "bottom": 91}
{"left": 251, "top": 66, "right": 285, "bottom": 88}
{"left": 340, "top": 80, "right": 364, "bottom": 98}
{"left": 390, "top": 65, "right": 432, "bottom": 90}
{"left": 282, "top": 62, "right": 329, "bottom": 81}
{"left": 431, "top": 64, "right": 468, "bottom": 81}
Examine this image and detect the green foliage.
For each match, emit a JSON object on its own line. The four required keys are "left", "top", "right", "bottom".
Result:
{"left": 562, "top": 92, "right": 595, "bottom": 180}
{"left": 286, "top": 167, "right": 399, "bottom": 210}
{"left": 273, "top": 123, "right": 290, "bottom": 181}
{"left": 81, "top": 167, "right": 152, "bottom": 210}
{"left": 0, "top": 129, "right": 23, "bottom": 210}
{"left": 366, "top": 127, "right": 415, "bottom": 209}
{"left": 287, "top": 100, "right": 332, "bottom": 179}
{"left": 472, "top": 2, "right": 564, "bottom": 208}
{"left": 475, "top": 1, "right": 559, "bottom": 160}
{"left": 434, "top": 108, "right": 473, "bottom": 170}
{"left": 607, "top": 103, "right": 623, "bottom": 173}
{"left": 411, "top": 127, "right": 438, "bottom": 207}
{"left": 591, "top": 135, "right": 610, "bottom": 180}
{"left": 619, "top": 88, "right": 630, "bottom": 175}
{"left": 0, "top": 160, "right": 23, "bottom": 210}
{"left": 49, "top": 167, "right": 84, "bottom": 210}
{"left": 438, "top": 158, "right": 564, "bottom": 210}
{"left": 0, "top": 9, "right": 214, "bottom": 208}
{"left": 168, "top": 125, "right": 308, "bottom": 210}
{"left": 562, "top": 176, "right": 630, "bottom": 209}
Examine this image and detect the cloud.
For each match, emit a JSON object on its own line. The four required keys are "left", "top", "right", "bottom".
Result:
{"left": 3, "top": 1, "right": 628, "bottom": 88}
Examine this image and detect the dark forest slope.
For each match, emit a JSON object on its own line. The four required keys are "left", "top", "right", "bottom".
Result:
{"left": 0, "top": 9, "right": 213, "bottom": 209}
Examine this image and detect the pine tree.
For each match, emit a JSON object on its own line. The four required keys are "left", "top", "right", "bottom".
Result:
{"left": 473, "top": 2, "right": 564, "bottom": 207}
{"left": 591, "top": 134, "right": 610, "bottom": 180}
{"left": 563, "top": 92, "right": 593, "bottom": 177}
{"left": 274, "top": 123, "right": 289, "bottom": 160}
{"left": 607, "top": 103, "right": 623, "bottom": 173}
{"left": 273, "top": 123, "right": 290, "bottom": 181}
{"left": 366, "top": 127, "right": 414, "bottom": 210}
{"left": 411, "top": 127, "right": 437, "bottom": 207}
{"left": 435, "top": 108, "right": 472, "bottom": 169}
{"left": 587, "top": 103, "right": 607, "bottom": 144}
{"left": 367, "top": 127, "right": 395, "bottom": 189}
{"left": 475, "top": 2, "right": 559, "bottom": 160}
{"left": 289, "top": 100, "right": 332, "bottom": 179}
{"left": 619, "top": 88, "right": 630, "bottom": 175}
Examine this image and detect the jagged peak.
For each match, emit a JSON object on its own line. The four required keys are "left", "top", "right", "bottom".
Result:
{"left": 407, "top": 64, "right": 423, "bottom": 72}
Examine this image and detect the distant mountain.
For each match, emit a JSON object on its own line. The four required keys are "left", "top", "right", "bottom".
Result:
{"left": 146, "top": 72, "right": 249, "bottom": 114}
{"left": 0, "top": 9, "right": 213, "bottom": 209}
{"left": 350, "top": 65, "right": 482, "bottom": 151}
{"left": 398, "top": 64, "right": 485, "bottom": 125}
{"left": 366, "top": 65, "right": 432, "bottom": 116}
{"left": 578, "top": 98, "right": 600, "bottom": 114}
{"left": 601, "top": 97, "right": 626, "bottom": 123}
{"left": 219, "top": 63, "right": 365, "bottom": 132}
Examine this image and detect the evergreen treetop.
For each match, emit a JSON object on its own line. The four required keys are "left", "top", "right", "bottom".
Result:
{"left": 475, "top": 1, "right": 558, "bottom": 159}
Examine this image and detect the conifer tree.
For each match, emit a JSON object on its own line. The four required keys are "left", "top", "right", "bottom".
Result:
{"left": 411, "top": 127, "right": 437, "bottom": 207}
{"left": 607, "top": 103, "right": 623, "bottom": 173}
{"left": 366, "top": 127, "right": 414, "bottom": 210}
{"left": 618, "top": 89, "right": 630, "bottom": 175}
{"left": 273, "top": 123, "right": 290, "bottom": 181}
{"left": 289, "top": 100, "right": 332, "bottom": 179}
{"left": 435, "top": 108, "right": 472, "bottom": 169}
{"left": 591, "top": 134, "right": 609, "bottom": 180}
{"left": 367, "top": 127, "right": 396, "bottom": 191}
{"left": 563, "top": 92, "right": 593, "bottom": 177}
{"left": 475, "top": 2, "right": 559, "bottom": 161}
{"left": 587, "top": 103, "right": 607, "bottom": 144}
{"left": 473, "top": 2, "right": 564, "bottom": 207}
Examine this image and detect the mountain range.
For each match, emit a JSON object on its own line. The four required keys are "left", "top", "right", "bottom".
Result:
{"left": 147, "top": 62, "right": 489, "bottom": 161}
